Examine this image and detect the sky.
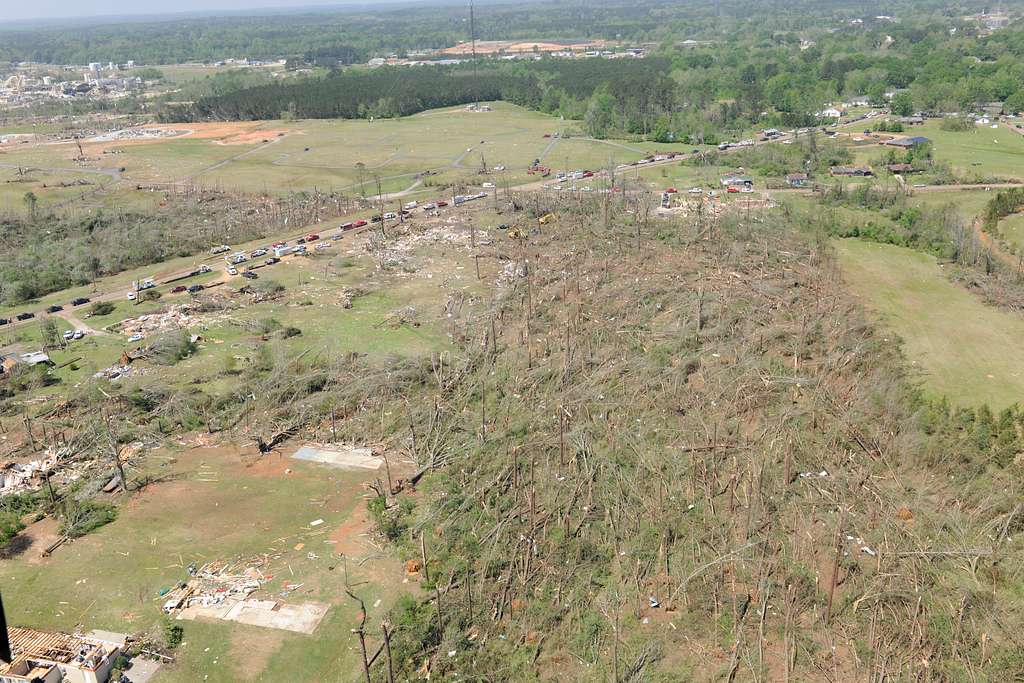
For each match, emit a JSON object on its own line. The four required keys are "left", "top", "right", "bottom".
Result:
{"left": 4, "top": 0, "right": 396, "bottom": 23}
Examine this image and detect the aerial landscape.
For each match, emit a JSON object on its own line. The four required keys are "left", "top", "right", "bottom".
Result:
{"left": 1, "top": 0, "right": 1024, "bottom": 680}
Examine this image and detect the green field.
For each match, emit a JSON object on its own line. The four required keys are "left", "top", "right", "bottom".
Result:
{"left": 836, "top": 238, "right": 1024, "bottom": 408}
{"left": 1, "top": 445, "right": 403, "bottom": 683}
{"left": 996, "top": 211, "right": 1024, "bottom": 251}
{"left": 0, "top": 103, "right": 667, "bottom": 197}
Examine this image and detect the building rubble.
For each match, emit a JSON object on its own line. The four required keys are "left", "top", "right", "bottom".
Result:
{"left": 161, "top": 557, "right": 268, "bottom": 613}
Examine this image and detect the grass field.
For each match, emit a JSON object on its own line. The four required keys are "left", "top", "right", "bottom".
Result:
{"left": 901, "top": 121, "right": 1024, "bottom": 180}
{"left": 835, "top": 238, "right": 1024, "bottom": 408}
{"left": 0, "top": 444, "right": 406, "bottom": 682}
{"left": 0, "top": 103, "right": 711, "bottom": 199}
{"left": 996, "top": 212, "right": 1024, "bottom": 251}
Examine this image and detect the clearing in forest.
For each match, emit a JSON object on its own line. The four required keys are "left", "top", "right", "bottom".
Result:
{"left": 835, "top": 238, "right": 1024, "bottom": 408}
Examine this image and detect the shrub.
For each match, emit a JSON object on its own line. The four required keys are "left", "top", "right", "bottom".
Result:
{"left": 60, "top": 499, "right": 117, "bottom": 538}
{"left": 162, "top": 618, "right": 184, "bottom": 648}
{"left": 0, "top": 510, "right": 26, "bottom": 548}
{"left": 90, "top": 301, "right": 116, "bottom": 316}
{"left": 148, "top": 330, "right": 197, "bottom": 365}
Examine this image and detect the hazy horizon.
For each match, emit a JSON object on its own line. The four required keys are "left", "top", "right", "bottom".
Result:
{"left": 1, "top": 0, "right": 415, "bottom": 24}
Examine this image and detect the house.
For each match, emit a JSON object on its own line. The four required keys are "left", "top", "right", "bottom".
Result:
{"left": 845, "top": 95, "right": 870, "bottom": 107}
{"left": 819, "top": 107, "right": 844, "bottom": 119}
{"left": 0, "top": 627, "right": 122, "bottom": 683}
{"left": 830, "top": 166, "right": 873, "bottom": 176}
{"left": 785, "top": 172, "right": 809, "bottom": 187}
{"left": 886, "top": 163, "right": 918, "bottom": 174}
{"left": 885, "top": 136, "right": 930, "bottom": 148}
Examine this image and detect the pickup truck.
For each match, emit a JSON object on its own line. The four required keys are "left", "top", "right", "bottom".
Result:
{"left": 353, "top": 220, "right": 367, "bottom": 227}
{"left": 71, "top": 297, "right": 90, "bottom": 306}
{"left": 16, "top": 312, "right": 35, "bottom": 321}
{"left": 210, "top": 245, "right": 231, "bottom": 255}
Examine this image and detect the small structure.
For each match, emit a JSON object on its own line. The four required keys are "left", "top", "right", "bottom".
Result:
{"left": 719, "top": 173, "right": 753, "bottom": 187}
{"left": 0, "top": 627, "right": 122, "bottom": 683}
{"left": 785, "top": 172, "right": 809, "bottom": 187}
{"left": 19, "top": 351, "right": 53, "bottom": 367}
{"left": 830, "top": 166, "right": 873, "bottom": 177}
{"left": 887, "top": 163, "right": 918, "bottom": 174}
{"left": 819, "top": 107, "right": 844, "bottom": 119}
{"left": 900, "top": 115, "right": 925, "bottom": 125}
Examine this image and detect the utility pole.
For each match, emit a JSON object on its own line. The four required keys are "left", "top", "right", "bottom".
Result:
{"left": 469, "top": 0, "right": 479, "bottom": 108}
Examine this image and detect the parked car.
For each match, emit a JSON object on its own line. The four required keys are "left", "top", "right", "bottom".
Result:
{"left": 241, "top": 271, "right": 258, "bottom": 280}
{"left": 0, "top": 319, "right": 8, "bottom": 326}
{"left": 63, "top": 330, "right": 74, "bottom": 340}
{"left": 128, "top": 334, "right": 143, "bottom": 343}
{"left": 665, "top": 187, "right": 678, "bottom": 194}
{"left": 251, "top": 248, "right": 268, "bottom": 258}
{"left": 71, "top": 297, "right": 90, "bottom": 306}
{"left": 171, "top": 285, "right": 187, "bottom": 293}
{"left": 340, "top": 222, "right": 355, "bottom": 230}
{"left": 72, "top": 330, "right": 85, "bottom": 340}
{"left": 187, "top": 284, "right": 204, "bottom": 293}
{"left": 383, "top": 212, "right": 398, "bottom": 220}
{"left": 727, "top": 186, "right": 740, "bottom": 193}
{"left": 210, "top": 245, "right": 230, "bottom": 255}
{"left": 353, "top": 220, "right": 367, "bottom": 227}
{"left": 46, "top": 304, "right": 63, "bottom": 313}
{"left": 421, "top": 202, "right": 437, "bottom": 211}
{"left": 498, "top": 223, "right": 510, "bottom": 230}
{"left": 370, "top": 215, "right": 383, "bottom": 223}
{"left": 304, "top": 233, "right": 320, "bottom": 242}
{"left": 296, "top": 237, "right": 307, "bottom": 244}
{"left": 436, "top": 200, "right": 449, "bottom": 207}
{"left": 127, "top": 292, "right": 137, "bottom": 300}
{"left": 265, "top": 257, "right": 280, "bottom": 265}
{"left": 16, "top": 312, "right": 35, "bottom": 321}
{"left": 272, "top": 242, "right": 287, "bottom": 249}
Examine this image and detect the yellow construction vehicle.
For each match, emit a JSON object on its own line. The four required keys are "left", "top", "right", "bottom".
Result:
{"left": 538, "top": 213, "right": 555, "bottom": 225}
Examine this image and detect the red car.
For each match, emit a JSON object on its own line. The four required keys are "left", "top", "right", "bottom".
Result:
{"left": 272, "top": 242, "right": 286, "bottom": 249}
{"left": 543, "top": 134, "right": 552, "bottom": 138}
{"left": 172, "top": 285, "right": 187, "bottom": 293}
{"left": 436, "top": 200, "right": 449, "bottom": 207}
{"left": 353, "top": 220, "right": 368, "bottom": 228}
{"left": 665, "top": 187, "right": 678, "bottom": 194}
{"left": 727, "top": 186, "right": 740, "bottom": 193}
{"left": 582, "top": 171, "right": 594, "bottom": 178}
{"left": 304, "top": 233, "right": 319, "bottom": 242}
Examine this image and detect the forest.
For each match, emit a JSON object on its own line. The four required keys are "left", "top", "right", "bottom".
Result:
{"left": 162, "top": 8, "right": 1024, "bottom": 143}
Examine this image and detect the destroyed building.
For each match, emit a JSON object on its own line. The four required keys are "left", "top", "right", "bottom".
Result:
{"left": 0, "top": 627, "right": 122, "bottom": 683}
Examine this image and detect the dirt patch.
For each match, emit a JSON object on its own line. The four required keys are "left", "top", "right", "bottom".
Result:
{"left": 140, "top": 122, "right": 266, "bottom": 141}
{"left": 228, "top": 627, "right": 286, "bottom": 680}
{"left": 3, "top": 516, "right": 60, "bottom": 564}
{"left": 328, "top": 503, "right": 377, "bottom": 559}
{"left": 217, "top": 130, "right": 290, "bottom": 146}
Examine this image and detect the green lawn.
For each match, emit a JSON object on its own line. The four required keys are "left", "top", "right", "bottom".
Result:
{"left": 900, "top": 121, "right": 1024, "bottom": 181}
{"left": 1, "top": 446, "right": 403, "bottom": 682}
{"left": 836, "top": 238, "right": 1024, "bottom": 408}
